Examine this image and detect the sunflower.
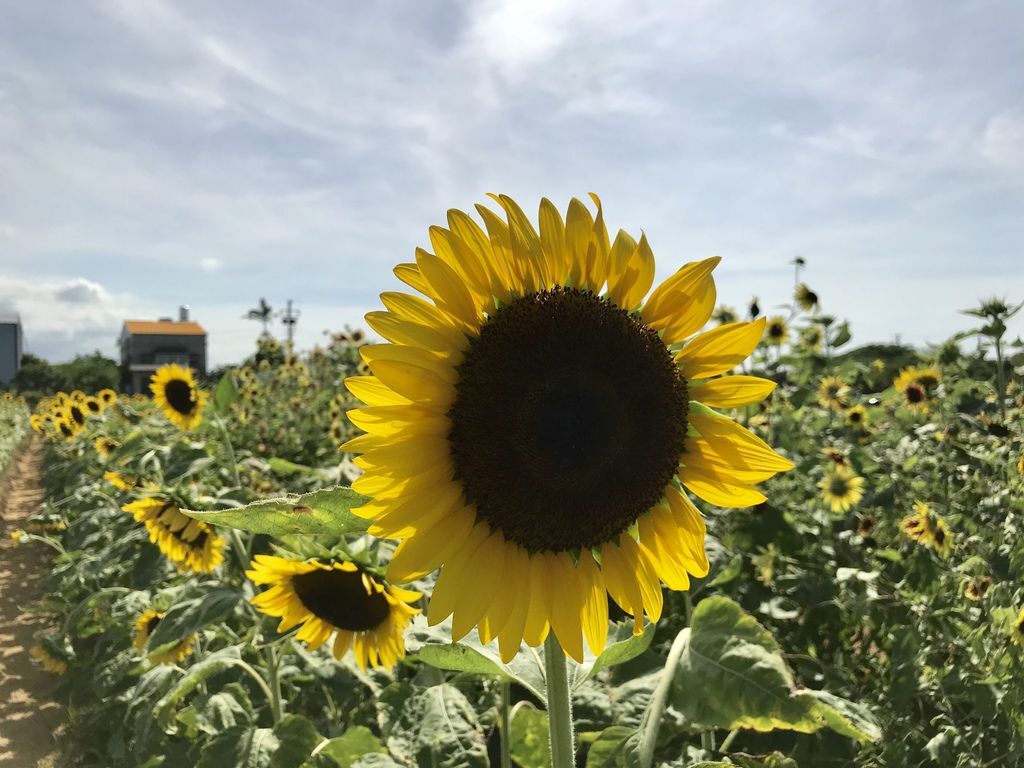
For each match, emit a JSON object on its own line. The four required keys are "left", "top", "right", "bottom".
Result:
{"left": 329, "top": 420, "right": 347, "bottom": 447}
{"left": 800, "top": 324, "right": 824, "bottom": 352}
{"left": 29, "top": 644, "right": 67, "bottom": 674}
{"left": 817, "top": 376, "right": 850, "bottom": 411}
{"left": 83, "top": 396, "right": 103, "bottom": 416}
{"left": 150, "top": 363, "right": 207, "bottom": 430}
{"left": 65, "top": 403, "right": 87, "bottom": 429}
{"left": 343, "top": 194, "right": 793, "bottom": 662}
{"left": 104, "top": 470, "right": 137, "bottom": 491}
{"left": 845, "top": 405, "right": 869, "bottom": 431}
{"left": 794, "top": 283, "right": 818, "bottom": 312}
{"left": 818, "top": 468, "right": 864, "bottom": 513}
{"left": 123, "top": 498, "right": 225, "bottom": 573}
{"left": 1013, "top": 608, "right": 1024, "bottom": 646}
{"left": 94, "top": 437, "right": 121, "bottom": 460}
{"left": 98, "top": 388, "right": 118, "bottom": 407}
{"left": 964, "top": 575, "right": 992, "bottom": 602}
{"left": 764, "top": 316, "right": 789, "bottom": 346}
{"left": 821, "top": 447, "right": 849, "bottom": 469}
{"left": 928, "top": 518, "right": 954, "bottom": 557}
{"left": 55, "top": 417, "right": 77, "bottom": 441}
{"left": 247, "top": 555, "right": 421, "bottom": 670}
{"left": 894, "top": 366, "right": 941, "bottom": 412}
{"left": 133, "top": 609, "right": 195, "bottom": 665}
{"left": 901, "top": 501, "right": 933, "bottom": 543}
{"left": 712, "top": 305, "right": 737, "bottom": 325}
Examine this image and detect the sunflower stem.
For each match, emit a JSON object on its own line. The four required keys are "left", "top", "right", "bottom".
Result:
{"left": 499, "top": 681, "right": 512, "bottom": 768}
{"left": 543, "top": 634, "right": 574, "bottom": 768}
{"left": 264, "top": 642, "right": 285, "bottom": 725}
{"left": 637, "top": 628, "right": 689, "bottom": 768}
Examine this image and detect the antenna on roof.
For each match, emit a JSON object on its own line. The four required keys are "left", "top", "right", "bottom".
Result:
{"left": 279, "top": 299, "right": 300, "bottom": 349}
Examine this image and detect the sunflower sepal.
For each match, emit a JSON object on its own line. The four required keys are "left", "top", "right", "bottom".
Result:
{"left": 409, "top": 620, "right": 654, "bottom": 702}
{"left": 181, "top": 486, "right": 370, "bottom": 537}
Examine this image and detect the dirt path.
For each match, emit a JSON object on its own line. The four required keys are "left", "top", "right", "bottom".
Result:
{"left": 0, "top": 438, "right": 62, "bottom": 767}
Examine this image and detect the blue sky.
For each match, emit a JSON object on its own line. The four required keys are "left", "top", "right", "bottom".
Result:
{"left": 1, "top": 0, "right": 1022, "bottom": 366}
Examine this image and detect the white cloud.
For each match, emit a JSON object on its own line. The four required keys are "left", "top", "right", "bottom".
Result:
{"left": 980, "top": 110, "right": 1024, "bottom": 172}
{"left": 199, "top": 257, "right": 222, "bottom": 272}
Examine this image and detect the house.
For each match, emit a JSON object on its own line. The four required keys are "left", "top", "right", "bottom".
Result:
{"left": 120, "top": 306, "right": 207, "bottom": 393}
{"left": 0, "top": 312, "right": 23, "bottom": 386}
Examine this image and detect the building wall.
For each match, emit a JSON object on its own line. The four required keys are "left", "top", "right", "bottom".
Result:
{"left": 121, "top": 334, "right": 207, "bottom": 373}
{"left": 0, "top": 322, "right": 22, "bottom": 385}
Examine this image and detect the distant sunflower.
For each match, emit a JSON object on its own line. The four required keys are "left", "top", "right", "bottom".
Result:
{"left": 150, "top": 364, "right": 207, "bottom": 430}
{"left": 894, "top": 366, "right": 941, "bottom": 412}
{"left": 845, "top": 405, "right": 869, "bottom": 431}
{"left": 123, "top": 498, "right": 225, "bottom": 573}
{"left": 1013, "top": 608, "right": 1024, "bottom": 646}
{"left": 712, "top": 305, "right": 738, "bottom": 325}
{"left": 98, "top": 389, "right": 118, "bottom": 407}
{"left": 821, "top": 447, "right": 849, "bottom": 469}
{"left": 800, "top": 324, "right": 824, "bottom": 352}
{"left": 817, "top": 376, "right": 850, "bottom": 411}
{"left": 329, "top": 420, "right": 347, "bottom": 447}
{"left": 66, "top": 403, "right": 87, "bottom": 429}
{"left": 818, "top": 468, "right": 864, "bottom": 513}
{"left": 794, "top": 283, "right": 818, "bottom": 312}
{"left": 964, "top": 575, "right": 992, "bottom": 602}
{"left": 83, "top": 396, "right": 103, "bottom": 416}
{"left": 901, "top": 501, "right": 933, "bottom": 543}
{"left": 29, "top": 644, "right": 67, "bottom": 674}
{"left": 104, "top": 471, "right": 136, "bottom": 491}
{"left": 764, "top": 316, "right": 789, "bottom": 346}
{"left": 29, "top": 414, "right": 44, "bottom": 433}
{"left": 55, "top": 417, "right": 77, "bottom": 441}
{"left": 94, "top": 437, "right": 121, "bottom": 460}
{"left": 344, "top": 195, "right": 793, "bottom": 662}
{"left": 929, "top": 518, "right": 954, "bottom": 557}
{"left": 133, "top": 609, "right": 195, "bottom": 665}
{"left": 247, "top": 555, "right": 421, "bottom": 670}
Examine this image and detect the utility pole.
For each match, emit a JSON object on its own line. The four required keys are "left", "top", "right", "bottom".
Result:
{"left": 279, "top": 299, "right": 300, "bottom": 349}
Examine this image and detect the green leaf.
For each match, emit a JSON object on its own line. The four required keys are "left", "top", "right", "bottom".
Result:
{"left": 153, "top": 647, "right": 245, "bottom": 729}
{"left": 268, "top": 457, "right": 320, "bottom": 477}
{"left": 181, "top": 486, "right": 370, "bottom": 537}
{"left": 196, "top": 727, "right": 279, "bottom": 768}
{"left": 584, "top": 726, "right": 639, "bottom": 767}
{"left": 579, "top": 623, "right": 655, "bottom": 684}
{"left": 269, "top": 715, "right": 322, "bottom": 768}
{"left": 831, "top": 322, "right": 852, "bottom": 348}
{"left": 803, "top": 689, "right": 881, "bottom": 743}
{"left": 212, "top": 372, "right": 240, "bottom": 414}
{"left": 510, "top": 705, "right": 551, "bottom": 768}
{"left": 669, "top": 597, "right": 879, "bottom": 742}
{"left": 148, "top": 587, "right": 241, "bottom": 654}
{"left": 379, "top": 683, "right": 488, "bottom": 768}
{"left": 315, "top": 726, "right": 388, "bottom": 768}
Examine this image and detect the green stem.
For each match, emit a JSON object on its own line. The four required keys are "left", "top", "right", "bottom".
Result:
{"left": 718, "top": 729, "right": 739, "bottom": 754}
{"left": 995, "top": 337, "right": 1007, "bottom": 423}
{"left": 637, "top": 628, "right": 689, "bottom": 768}
{"left": 500, "top": 681, "right": 512, "bottom": 768}
{"left": 233, "top": 659, "right": 276, "bottom": 712}
{"left": 543, "top": 634, "right": 574, "bottom": 768}
{"left": 264, "top": 643, "right": 285, "bottom": 725}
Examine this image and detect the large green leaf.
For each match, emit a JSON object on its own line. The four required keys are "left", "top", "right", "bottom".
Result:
{"left": 181, "top": 486, "right": 370, "bottom": 537}
{"left": 147, "top": 586, "right": 241, "bottom": 654}
{"left": 211, "top": 372, "right": 240, "bottom": 414}
{"left": 510, "top": 705, "right": 551, "bottom": 768}
{"left": 313, "top": 726, "right": 388, "bottom": 768}
{"left": 153, "top": 646, "right": 246, "bottom": 729}
{"left": 669, "top": 597, "right": 879, "bottom": 741}
{"left": 411, "top": 621, "right": 653, "bottom": 704}
{"left": 269, "top": 715, "right": 322, "bottom": 768}
{"left": 196, "top": 727, "right": 279, "bottom": 768}
{"left": 584, "top": 726, "right": 639, "bottom": 767}
{"left": 379, "top": 682, "right": 488, "bottom": 768}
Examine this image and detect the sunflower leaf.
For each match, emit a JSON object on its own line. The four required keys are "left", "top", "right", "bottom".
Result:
{"left": 147, "top": 586, "right": 241, "bottom": 654}
{"left": 211, "top": 371, "right": 240, "bottom": 414}
{"left": 180, "top": 486, "right": 370, "bottom": 537}
{"left": 669, "top": 597, "right": 879, "bottom": 742}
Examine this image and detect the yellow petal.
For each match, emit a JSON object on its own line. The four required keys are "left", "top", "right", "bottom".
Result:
{"left": 416, "top": 249, "right": 482, "bottom": 330}
{"left": 365, "top": 311, "right": 466, "bottom": 359}
{"left": 386, "top": 507, "right": 477, "bottom": 582}
{"left": 689, "top": 376, "right": 776, "bottom": 408}
{"left": 577, "top": 549, "right": 609, "bottom": 656}
{"left": 675, "top": 318, "right": 766, "bottom": 379}
{"left": 426, "top": 523, "right": 491, "bottom": 625}
{"left": 641, "top": 256, "right": 720, "bottom": 341}
{"left": 546, "top": 552, "right": 585, "bottom": 662}
{"left": 451, "top": 531, "right": 507, "bottom": 641}
{"left": 345, "top": 375, "right": 412, "bottom": 407}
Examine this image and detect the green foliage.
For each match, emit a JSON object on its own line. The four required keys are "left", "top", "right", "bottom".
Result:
{"left": 13, "top": 351, "right": 119, "bottom": 394}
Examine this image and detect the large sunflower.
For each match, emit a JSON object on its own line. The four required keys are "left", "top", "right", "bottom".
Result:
{"left": 133, "top": 609, "right": 195, "bottom": 665}
{"left": 343, "top": 194, "right": 792, "bottom": 662}
{"left": 151, "top": 363, "right": 207, "bottom": 430}
{"left": 247, "top": 555, "right": 421, "bottom": 670}
{"left": 123, "top": 498, "right": 225, "bottom": 573}
{"left": 818, "top": 468, "right": 864, "bottom": 514}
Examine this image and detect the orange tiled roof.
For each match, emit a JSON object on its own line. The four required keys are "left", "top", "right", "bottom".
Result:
{"left": 123, "top": 320, "right": 206, "bottom": 336}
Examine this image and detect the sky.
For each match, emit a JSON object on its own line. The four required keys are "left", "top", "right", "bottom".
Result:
{"left": 1, "top": 0, "right": 1022, "bottom": 366}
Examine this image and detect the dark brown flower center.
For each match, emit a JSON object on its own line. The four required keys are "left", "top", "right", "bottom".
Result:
{"left": 906, "top": 385, "right": 924, "bottom": 404}
{"left": 447, "top": 288, "right": 689, "bottom": 553}
{"left": 291, "top": 567, "right": 391, "bottom": 631}
{"left": 164, "top": 379, "right": 196, "bottom": 414}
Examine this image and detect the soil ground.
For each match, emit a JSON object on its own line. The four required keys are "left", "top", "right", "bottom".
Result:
{"left": 0, "top": 438, "right": 63, "bottom": 767}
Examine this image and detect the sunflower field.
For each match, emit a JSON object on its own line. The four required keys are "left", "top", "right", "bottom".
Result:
{"left": 7, "top": 196, "right": 1024, "bottom": 768}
